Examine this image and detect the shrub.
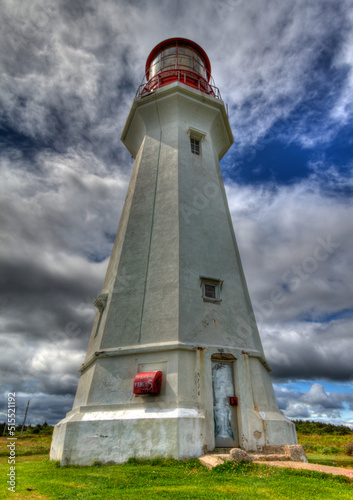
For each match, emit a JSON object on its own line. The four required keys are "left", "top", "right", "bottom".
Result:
{"left": 344, "top": 443, "right": 353, "bottom": 456}
{"left": 321, "top": 446, "right": 341, "bottom": 455}
{"left": 304, "top": 443, "right": 320, "bottom": 452}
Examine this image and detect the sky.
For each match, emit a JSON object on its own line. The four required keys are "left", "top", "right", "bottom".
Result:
{"left": 0, "top": 0, "right": 352, "bottom": 428}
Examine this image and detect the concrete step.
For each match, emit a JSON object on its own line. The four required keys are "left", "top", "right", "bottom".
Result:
{"left": 199, "top": 445, "right": 308, "bottom": 469}
{"left": 211, "top": 448, "right": 232, "bottom": 459}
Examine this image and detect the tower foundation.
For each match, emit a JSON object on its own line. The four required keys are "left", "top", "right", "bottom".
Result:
{"left": 51, "top": 346, "right": 296, "bottom": 464}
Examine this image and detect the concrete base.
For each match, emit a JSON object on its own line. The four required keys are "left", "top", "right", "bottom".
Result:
{"left": 50, "top": 348, "right": 298, "bottom": 465}
{"left": 50, "top": 407, "right": 206, "bottom": 465}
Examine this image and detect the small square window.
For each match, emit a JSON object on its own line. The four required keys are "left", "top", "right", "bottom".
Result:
{"left": 200, "top": 276, "right": 223, "bottom": 303}
{"left": 190, "top": 138, "right": 200, "bottom": 155}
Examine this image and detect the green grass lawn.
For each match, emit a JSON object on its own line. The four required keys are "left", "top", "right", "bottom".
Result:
{"left": 1, "top": 428, "right": 352, "bottom": 499}
{"left": 299, "top": 432, "right": 353, "bottom": 451}
{"left": 0, "top": 434, "right": 52, "bottom": 457}
{"left": 306, "top": 453, "right": 353, "bottom": 468}
{"left": 298, "top": 432, "right": 353, "bottom": 467}
{"left": 0, "top": 456, "right": 352, "bottom": 500}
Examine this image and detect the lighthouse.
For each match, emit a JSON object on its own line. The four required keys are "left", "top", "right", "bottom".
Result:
{"left": 50, "top": 38, "right": 298, "bottom": 465}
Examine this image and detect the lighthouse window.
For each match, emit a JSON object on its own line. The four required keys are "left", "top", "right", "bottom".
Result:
{"left": 190, "top": 138, "right": 200, "bottom": 155}
{"left": 200, "top": 276, "right": 223, "bottom": 303}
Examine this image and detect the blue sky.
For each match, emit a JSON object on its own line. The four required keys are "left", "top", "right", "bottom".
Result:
{"left": 0, "top": 0, "right": 352, "bottom": 427}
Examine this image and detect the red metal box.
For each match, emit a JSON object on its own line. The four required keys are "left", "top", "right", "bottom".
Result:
{"left": 133, "top": 371, "right": 163, "bottom": 395}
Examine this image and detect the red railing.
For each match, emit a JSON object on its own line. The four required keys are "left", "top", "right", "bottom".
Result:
{"left": 136, "top": 69, "right": 222, "bottom": 99}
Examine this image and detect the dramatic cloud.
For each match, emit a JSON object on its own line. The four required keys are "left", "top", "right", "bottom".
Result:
{"left": 226, "top": 171, "right": 353, "bottom": 409}
{"left": 227, "top": 171, "right": 353, "bottom": 320}
{"left": 0, "top": 0, "right": 352, "bottom": 426}
{"left": 276, "top": 383, "right": 353, "bottom": 423}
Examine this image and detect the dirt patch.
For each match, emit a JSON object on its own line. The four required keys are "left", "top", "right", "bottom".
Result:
{"left": 254, "top": 460, "right": 353, "bottom": 478}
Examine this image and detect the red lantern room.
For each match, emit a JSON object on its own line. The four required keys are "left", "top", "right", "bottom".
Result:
{"left": 137, "top": 38, "right": 220, "bottom": 98}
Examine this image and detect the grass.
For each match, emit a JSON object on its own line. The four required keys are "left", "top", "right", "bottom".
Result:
{"left": 298, "top": 432, "right": 353, "bottom": 451}
{"left": 0, "top": 435, "right": 52, "bottom": 458}
{"left": 0, "top": 456, "right": 352, "bottom": 500}
{"left": 1, "top": 427, "right": 352, "bottom": 499}
{"left": 297, "top": 432, "right": 353, "bottom": 468}
{"left": 305, "top": 453, "right": 353, "bottom": 468}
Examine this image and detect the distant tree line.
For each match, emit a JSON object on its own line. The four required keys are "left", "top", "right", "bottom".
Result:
{"left": 0, "top": 422, "right": 53, "bottom": 436}
{"left": 293, "top": 419, "right": 352, "bottom": 435}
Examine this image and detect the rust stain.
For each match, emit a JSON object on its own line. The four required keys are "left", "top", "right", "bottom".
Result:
{"left": 197, "top": 348, "right": 205, "bottom": 401}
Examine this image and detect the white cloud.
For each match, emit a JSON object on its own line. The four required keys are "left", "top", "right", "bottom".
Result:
{"left": 330, "top": 7, "right": 353, "bottom": 124}
{"left": 276, "top": 383, "right": 353, "bottom": 426}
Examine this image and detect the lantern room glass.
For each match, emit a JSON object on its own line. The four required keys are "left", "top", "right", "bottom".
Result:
{"left": 148, "top": 44, "right": 208, "bottom": 81}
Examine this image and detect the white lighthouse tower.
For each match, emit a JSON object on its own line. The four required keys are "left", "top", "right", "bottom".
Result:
{"left": 50, "top": 38, "right": 298, "bottom": 465}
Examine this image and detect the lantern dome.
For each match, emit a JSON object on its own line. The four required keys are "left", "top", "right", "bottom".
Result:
{"left": 138, "top": 38, "right": 220, "bottom": 98}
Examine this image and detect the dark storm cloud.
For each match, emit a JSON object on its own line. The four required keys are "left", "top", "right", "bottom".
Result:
{"left": 30, "top": 394, "right": 74, "bottom": 425}
{"left": 8, "top": 393, "right": 75, "bottom": 427}
{"left": 0, "top": 331, "right": 82, "bottom": 399}
{"left": 264, "top": 318, "right": 353, "bottom": 382}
